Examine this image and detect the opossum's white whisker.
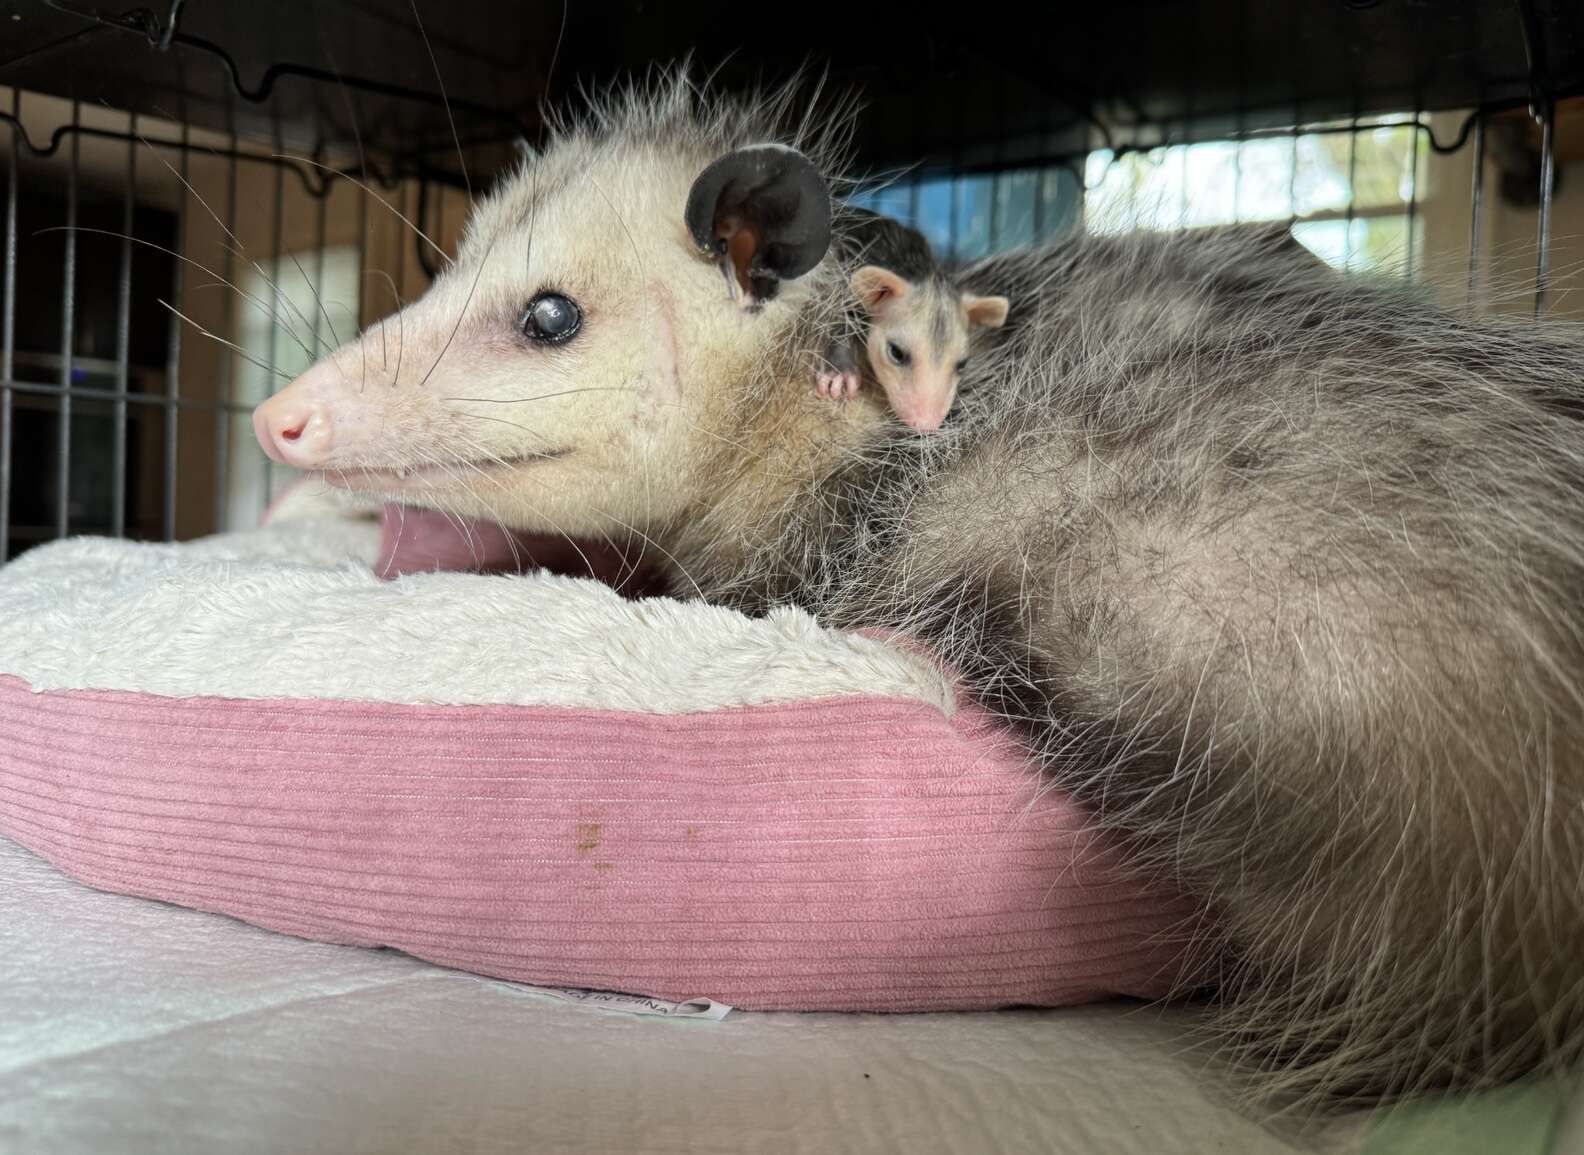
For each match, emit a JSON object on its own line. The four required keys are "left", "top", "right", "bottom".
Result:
{"left": 305, "top": 3, "right": 380, "bottom": 204}
{"left": 594, "top": 509, "right": 705, "bottom": 603}
{"left": 424, "top": 490, "right": 477, "bottom": 558}
{"left": 445, "top": 431, "right": 514, "bottom": 474}
{"left": 427, "top": 439, "right": 511, "bottom": 497}
{"left": 418, "top": 446, "right": 500, "bottom": 503}
{"left": 137, "top": 133, "right": 242, "bottom": 251}
{"left": 418, "top": 230, "right": 495, "bottom": 389}
{"left": 209, "top": 166, "right": 334, "bottom": 359}
{"left": 409, "top": 0, "right": 472, "bottom": 204}
{"left": 281, "top": 243, "right": 342, "bottom": 353}
{"left": 585, "top": 174, "right": 645, "bottom": 278}
{"left": 361, "top": 269, "right": 405, "bottom": 387}
{"left": 370, "top": 283, "right": 392, "bottom": 369}
{"left": 130, "top": 129, "right": 332, "bottom": 356}
{"left": 38, "top": 226, "right": 321, "bottom": 364}
{"left": 156, "top": 300, "right": 291, "bottom": 380}
{"left": 497, "top": 517, "right": 527, "bottom": 573}
{"left": 133, "top": 132, "right": 325, "bottom": 356}
{"left": 506, "top": 1, "right": 568, "bottom": 381}
{"left": 545, "top": 0, "right": 569, "bottom": 106}
{"left": 439, "top": 387, "right": 630, "bottom": 404}
{"left": 446, "top": 411, "right": 547, "bottom": 439}
{"left": 394, "top": 293, "right": 405, "bottom": 386}
{"left": 284, "top": 155, "right": 452, "bottom": 268}
{"left": 446, "top": 431, "right": 608, "bottom": 582}
{"left": 313, "top": 20, "right": 377, "bottom": 390}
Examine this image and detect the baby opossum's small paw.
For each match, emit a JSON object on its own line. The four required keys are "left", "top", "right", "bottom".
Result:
{"left": 816, "top": 370, "right": 859, "bottom": 400}
{"left": 815, "top": 370, "right": 860, "bottom": 400}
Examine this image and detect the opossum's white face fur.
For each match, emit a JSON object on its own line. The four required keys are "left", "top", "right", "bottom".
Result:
{"left": 254, "top": 84, "right": 860, "bottom": 540}
{"left": 852, "top": 265, "right": 1009, "bottom": 432}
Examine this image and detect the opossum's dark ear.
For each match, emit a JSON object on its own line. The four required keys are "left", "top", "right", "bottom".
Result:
{"left": 851, "top": 266, "right": 908, "bottom": 315}
{"left": 963, "top": 294, "right": 1010, "bottom": 329}
{"left": 685, "top": 144, "right": 832, "bottom": 307}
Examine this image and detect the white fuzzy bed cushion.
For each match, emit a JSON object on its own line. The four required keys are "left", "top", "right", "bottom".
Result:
{"left": 0, "top": 514, "right": 953, "bottom": 714}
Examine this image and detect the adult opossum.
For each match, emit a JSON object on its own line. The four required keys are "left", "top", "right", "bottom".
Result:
{"left": 253, "top": 74, "right": 1584, "bottom": 1104}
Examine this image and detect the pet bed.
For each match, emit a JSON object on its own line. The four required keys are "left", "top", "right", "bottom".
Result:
{"left": 2, "top": 491, "right": 1578, "bottom": 1153}
{"left": 0, "top": 487, "right": 1194, "bottom": 1013}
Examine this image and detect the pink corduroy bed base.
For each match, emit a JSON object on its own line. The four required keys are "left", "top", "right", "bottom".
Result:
{"left": 0, "top": 673, "right": 1196, "bottom": 1011}
{"left": 0, "top": 499, "right": 1198, "bottom": 1011}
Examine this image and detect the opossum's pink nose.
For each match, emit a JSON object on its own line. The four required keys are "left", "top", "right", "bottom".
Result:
{"left": 253, "top": 377, "right": 336, "bottom": 468}
{"left": 895, "top": 398, "right": 949, "bottom": 433}
{"left": 888, "top": 372, "right": 954, "bottom": 433}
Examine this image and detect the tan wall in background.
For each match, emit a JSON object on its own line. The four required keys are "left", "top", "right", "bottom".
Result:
{"left": 1421, "top": 101, "right": 1584, "bottom": 321}
{"left": 2, "top": 86, "right": 469, "bottom": 539}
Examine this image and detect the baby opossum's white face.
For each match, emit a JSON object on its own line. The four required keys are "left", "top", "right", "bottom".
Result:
{"left": 853, "top": 266, "right": 1009, "bottom": 433}
{"left": 252, "top": 140, "right": 830, "bottom": 537}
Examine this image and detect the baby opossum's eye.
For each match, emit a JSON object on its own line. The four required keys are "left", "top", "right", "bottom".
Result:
{"left": 956, "top": 359, "right": 968, "bottom": 373}
{"left": 885, "top": 340, "right": 911, "bottom": 367}
{"left": 522, "top": 292, "right": 582, "bottom": 345}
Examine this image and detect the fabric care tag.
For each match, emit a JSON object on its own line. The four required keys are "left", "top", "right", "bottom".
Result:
{"left": 487, "top": 980, "right": 733, "bottom": 1021}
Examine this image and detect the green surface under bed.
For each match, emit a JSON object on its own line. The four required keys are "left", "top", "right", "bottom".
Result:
{"left": 1359, "top": 1078, "right": 1577, "bottom": 1155}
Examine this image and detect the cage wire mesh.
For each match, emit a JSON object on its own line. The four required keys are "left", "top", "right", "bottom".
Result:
{"left": 0, "top": 81, "right": 478, "bottom": 559}
{"left": 0, "top": 10, "right": 1578, "bottom": 562}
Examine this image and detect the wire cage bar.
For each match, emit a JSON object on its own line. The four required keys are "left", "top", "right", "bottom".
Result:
{"left": 55, "top": 99, "right": 76, "bottom": 542}
{"left": 1535, "top": 98, "right": 1557, "bottom": 318}
{"left": 1, "top": 87, "right": 16, "bottom": 563}
{"left": 0, "top": 1, "right": 1579, "bottom": 562}
{"left": 111, "top": 117, "right": 133, "bottom": 539}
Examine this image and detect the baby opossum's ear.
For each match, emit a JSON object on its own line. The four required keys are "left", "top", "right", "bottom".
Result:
{"left": 685, "top": 144, "right": 832, "bottom": 309}
{"left": 963, "top": 294, "right": 1010, "bottom": 329}
{"left": 851, "top": 266, "right": 909, "bottom": 315}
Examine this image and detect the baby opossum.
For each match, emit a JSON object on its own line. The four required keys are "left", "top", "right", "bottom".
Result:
{"left": 253, "top": 73, "right": 1584, "bottom": 1106}
{"left": 816, "top": 208, "right": 1010, "bottom": 432}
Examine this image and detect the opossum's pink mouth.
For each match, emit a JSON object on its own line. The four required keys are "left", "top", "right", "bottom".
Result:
{"left": 322, "top": 449, "right": 570, "bottom": 492}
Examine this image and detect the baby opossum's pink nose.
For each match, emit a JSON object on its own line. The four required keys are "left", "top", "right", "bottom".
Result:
{"left": 896, "top": 401, "right": 948, "bottom": 433}
{"left": 253, "top": 383, "right": 335, "bottom": 468}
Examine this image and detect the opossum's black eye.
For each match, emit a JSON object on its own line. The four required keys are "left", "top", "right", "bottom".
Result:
{"left": 523, "top": 293, "right": 581, "bottom": 345}
{"left": 885, "top": 340, "right": 910, "bottom": 367}
{"left": 956, "top": 359, "right": 968, "bottom": 373}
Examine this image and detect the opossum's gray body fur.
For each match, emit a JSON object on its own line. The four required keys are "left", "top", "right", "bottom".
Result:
{"left": 264, "top": 73, "right": 1584, "bottom": 1104}
{"left": 619, "top": 83, "right": 1584, "bottom": 1103}
{"left": 712, "top": 222, "right": 1584, "bottom": 1102}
